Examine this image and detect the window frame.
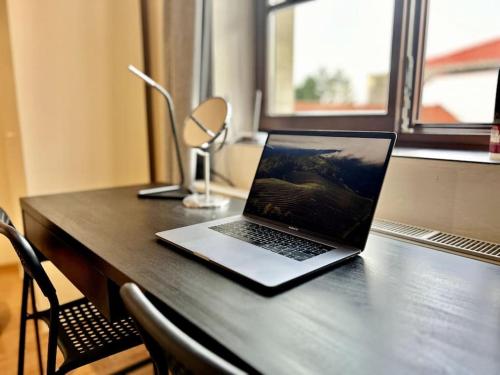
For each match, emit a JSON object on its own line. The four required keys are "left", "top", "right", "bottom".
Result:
{"left": 397, "top": 0, "right": 490, "bottom": 149}
{"left": 255, "top": 0, "right": 492, "bottom": 149}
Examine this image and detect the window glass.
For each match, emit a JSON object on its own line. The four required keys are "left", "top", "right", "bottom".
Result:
{"left": 267, "top": 0, "right": 394, "bottom": 116}
{"left": 419, "top": 0, "right": 500, "bottom": 124}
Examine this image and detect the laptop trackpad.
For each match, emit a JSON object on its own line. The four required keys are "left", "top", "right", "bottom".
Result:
{"left": 184, "top": 235, "right": 280, "bottom": 266}
{"left": 183, "top": 236, "right": 326, "bottom": 287}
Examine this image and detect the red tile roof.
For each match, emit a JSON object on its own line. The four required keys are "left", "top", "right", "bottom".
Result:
{"left": 419, "top": 105, "right": 458, "bottom": 123}
{"left": 294, "top": 102, "right": 384, "bottom": 111}
{"left": 426, "top": 37, "right": 500, "bottom": 70}
{"left": 294, "top": 102, "right": 458, "bottom": 123}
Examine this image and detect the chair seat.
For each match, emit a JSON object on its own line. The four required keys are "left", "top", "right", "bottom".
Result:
{"left": 34, "top": 297, "right": 143, "bottom": 373}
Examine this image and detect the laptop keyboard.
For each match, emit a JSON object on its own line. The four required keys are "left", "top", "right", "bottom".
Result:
{"left": 209, "top": 221, "right": 334, "bottom": 261}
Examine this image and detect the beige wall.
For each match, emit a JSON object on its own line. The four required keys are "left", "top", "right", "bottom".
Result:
{"left": 0, "top": 0, "right": 149, "bottom": 267}
{"left": 214, "top": 144, "right": 500, "bottom": 244}
{"left": 0, "top": 0, "right": 26, "bottom": 265}
{"left": 6, "top": 0, "right": 149, "bottom": 196}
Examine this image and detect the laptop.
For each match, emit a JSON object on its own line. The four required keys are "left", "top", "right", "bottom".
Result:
{"left": 156, "top": 130, "right": 396, "bottom": 289}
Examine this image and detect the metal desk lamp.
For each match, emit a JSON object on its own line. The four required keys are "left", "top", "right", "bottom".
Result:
{"left": 128, "top": 64, "right": 191, "bottom": 199}
{"left": 182, "top": 97, "right": 231, "bottom": 208}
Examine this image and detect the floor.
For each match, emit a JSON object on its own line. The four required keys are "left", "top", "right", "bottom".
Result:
{"left": 0, "top": 265, "right": 154, "bottom": 374}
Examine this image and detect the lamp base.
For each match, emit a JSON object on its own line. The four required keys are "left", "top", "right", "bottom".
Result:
{"left": 182, "top": 194, "right": 230, "bottom": 208}
{"left": 137, "top": 185, "right": 191, "bottom": 200}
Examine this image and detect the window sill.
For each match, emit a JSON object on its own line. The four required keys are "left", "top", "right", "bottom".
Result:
{"left": 393, "top": 148, "right": 500, "bottom": 165}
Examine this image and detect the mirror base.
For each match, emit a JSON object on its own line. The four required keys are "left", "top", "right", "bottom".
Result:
{"left": 182, "top": 194, "right": 230, "bottom": 209}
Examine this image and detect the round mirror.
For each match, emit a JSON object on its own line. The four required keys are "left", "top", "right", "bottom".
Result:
{"left": 183, "top": 97, "right": 231, "bottom": 149}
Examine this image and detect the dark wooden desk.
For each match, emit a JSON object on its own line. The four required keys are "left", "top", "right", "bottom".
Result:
{"left": 21, "top": 185, "right": 500, "bottom": 374}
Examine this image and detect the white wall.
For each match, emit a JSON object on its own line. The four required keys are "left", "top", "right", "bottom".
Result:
{"left": 214, "top": 143, "right": 500, "bottom": 243}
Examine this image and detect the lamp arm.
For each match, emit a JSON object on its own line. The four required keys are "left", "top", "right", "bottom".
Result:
{"left": 161, "top": 89, "right": 186, "bottom": 187}
{"left": 128, "top": 65, "right": 185, "bottom": 187}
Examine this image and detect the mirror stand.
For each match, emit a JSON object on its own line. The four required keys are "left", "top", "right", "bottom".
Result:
{"left": 182, "top": 149, "right": 230, "bottom": 208}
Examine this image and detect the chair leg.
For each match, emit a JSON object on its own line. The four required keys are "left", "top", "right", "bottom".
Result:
{"left": 30, "top": 280, "right": 44, "bottom": 374}
{"left": 46, "top": 308, "right": 59, "bottom": 375}
{"left": 18, "top": 274, "right": 30, "bottom": 375}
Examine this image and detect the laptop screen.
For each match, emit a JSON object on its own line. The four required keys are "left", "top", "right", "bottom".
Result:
{"left": 243, "top": 132, "right": 394, "bottom": 249}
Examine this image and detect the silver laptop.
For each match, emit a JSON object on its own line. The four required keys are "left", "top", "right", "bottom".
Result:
{"left": 157, "top": 130, "right": 396, "bottom": 289}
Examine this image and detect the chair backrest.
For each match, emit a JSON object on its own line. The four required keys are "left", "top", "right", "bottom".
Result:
{"left": 0, "top": 208, "right": 57, "bottom": 303}
{"left": 120, "top": 283, "right": 245, "bottom": 375}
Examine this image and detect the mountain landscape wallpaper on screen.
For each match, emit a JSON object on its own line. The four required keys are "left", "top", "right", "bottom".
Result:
{"left": 245, "top": 135, "right": 391, "bottom": 248}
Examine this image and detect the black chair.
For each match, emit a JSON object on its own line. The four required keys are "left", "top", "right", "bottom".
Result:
{"left": 0, "top": 208, "right": 144, "bottom": 374}
{"left": 120, "top": 282, "right": 245, "bottom": 375}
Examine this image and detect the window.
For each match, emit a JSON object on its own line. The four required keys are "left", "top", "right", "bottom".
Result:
{"left": 256, "top": 0, "right": 406, "bottom": 132}
{"left": 257, "top": 0, "right": 500, "bottom": 149}
{"left": 267, "top": 0, "right": 394, "bottom": 116}
{"left": 418, "top": 0, "right": 500, "bottom": 124}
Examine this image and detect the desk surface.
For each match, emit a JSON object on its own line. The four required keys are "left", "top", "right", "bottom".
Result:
{"left": 21, "top": 185, "right": 500, "bottom": 374}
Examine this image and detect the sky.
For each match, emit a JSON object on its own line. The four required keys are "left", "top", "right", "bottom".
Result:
{"left": 425, "top": 0, "right": 499, "bottom": 56}
{"left": 273, "top": 0, "right": 500, "bottom": 118}
{"left": 290, "top": 0, "right": 394, "bottom": 103}
{"left": 269, "top": 134, "right": 391, "bottom": 165}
